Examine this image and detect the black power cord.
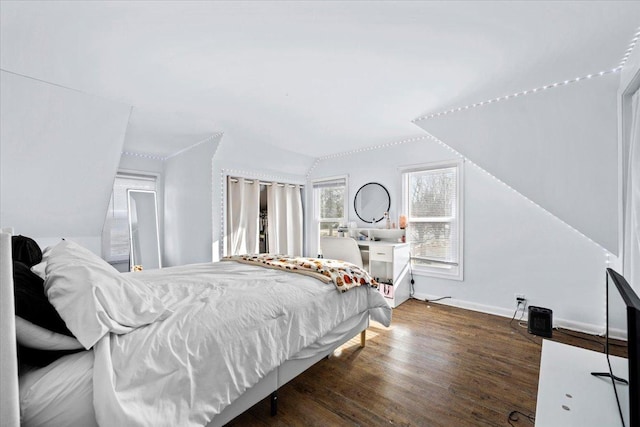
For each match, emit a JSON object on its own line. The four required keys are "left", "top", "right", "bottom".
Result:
{"left": 506, "top": 311, "right": 537, "bottom": 425}
{"left": 509, "top": 301, "right": 525, "bottom": 329}
{"left": 424, "top": 296, "right": 452, "bottom": 303}
{"left": 408, "top": 252, "right": 415, "bottom": 297}
{"left": 509, "top": 302, "right": 540, "bottom": 345}
{"left": 507, "top": 410, "right": 535, "bottom": 426}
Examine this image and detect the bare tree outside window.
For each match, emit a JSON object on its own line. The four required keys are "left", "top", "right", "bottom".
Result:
{"left": 313, "top": 177, "right": 347, "bottom": 239}
{"left": 404, "top": 164, "right": 462, "bottom": 278}
{"left": 319, "top": 187, "right": 344, "bottom": 220}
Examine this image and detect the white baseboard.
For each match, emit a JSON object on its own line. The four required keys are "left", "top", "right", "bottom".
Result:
{"left": 411, "top": 292, "right": 605, "bottom": 337}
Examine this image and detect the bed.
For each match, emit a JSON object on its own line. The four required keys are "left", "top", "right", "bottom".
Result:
{"left": 0, "top": 229, "right": 391, "bottom": 427}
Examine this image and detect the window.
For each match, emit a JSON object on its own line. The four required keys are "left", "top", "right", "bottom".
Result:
{"left": 313, "top": 176, "right": 347, "bottom": 243}
{"left": 402, "top": 161, "right": 463, "bottom": 279}
{"left": 102, "top": 172, "right": 157, "bottom": 264}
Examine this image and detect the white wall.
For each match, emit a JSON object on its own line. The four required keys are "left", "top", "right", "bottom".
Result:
{"left": 307, "top": 70, "right": 623, "bottom": 332}
{"left": 163, "top": 136, "right": 222, "bottom": 266}
{"left": 619, "top": 42, "right": 640, "bottom": 286}
{"left": 308, "top": 137, "right": 611, "bottom": 333}
{"left": 0, "top": 71, "right": 131, "bottom": 254}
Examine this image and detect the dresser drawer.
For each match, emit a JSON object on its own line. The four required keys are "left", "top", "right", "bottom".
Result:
{"left": 369, "top": 245, "right": 393, "bottom": 262}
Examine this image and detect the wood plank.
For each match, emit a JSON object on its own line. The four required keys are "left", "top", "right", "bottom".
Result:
{"left": 226, "top": 299, "right": 617, "bottom": 426}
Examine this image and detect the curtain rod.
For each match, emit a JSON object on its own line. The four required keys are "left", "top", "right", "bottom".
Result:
{"left": 228, "top": 177, "right": 304, "bottom": 188}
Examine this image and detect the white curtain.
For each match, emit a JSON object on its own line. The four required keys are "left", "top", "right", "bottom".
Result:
{"left": 227, "top": 177, "right": 260, "bottom": 256}
{"left": 267, "top": 184, "right": 303, "bottom": 256}
{"left": 624, "top": 90, "right": 640, "bottom": 286}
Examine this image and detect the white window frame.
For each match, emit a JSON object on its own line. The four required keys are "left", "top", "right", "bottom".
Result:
{"left": 312, "top": 175, "right": 348, "bottom": 253}
{"left": 401, "top": 160, "right": 464, "bottom": 280}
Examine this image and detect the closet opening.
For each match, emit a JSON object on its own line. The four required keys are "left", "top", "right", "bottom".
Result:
{"left": 226, "top": 176, "right": 304, "bottom": 257}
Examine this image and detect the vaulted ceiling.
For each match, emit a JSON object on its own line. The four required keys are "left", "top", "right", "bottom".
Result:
{"left": 1, "top": 1, "right": 639, "bottom": 158}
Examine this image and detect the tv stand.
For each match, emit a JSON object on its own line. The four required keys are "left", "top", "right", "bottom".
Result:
{"left": 536, "top": 340, "right": 629, "bottom": 426}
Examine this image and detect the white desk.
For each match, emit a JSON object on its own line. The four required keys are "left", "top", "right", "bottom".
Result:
{"left": 536, "top": 340, "right": 629, "bottom": 426}
{"left": 357, "top": 241, "right": 410, "bottom": 308}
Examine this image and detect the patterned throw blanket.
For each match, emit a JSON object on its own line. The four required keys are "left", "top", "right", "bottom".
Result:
{"left": 223, "top": 254, "right": 378, "bottom": 292}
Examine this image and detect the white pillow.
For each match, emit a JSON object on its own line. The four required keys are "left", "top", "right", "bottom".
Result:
{"left": 44, "top": 240, "right": 171, "bottom": 349}
{"left": 30, "top": 261, "right": 47, "bottom": 280}
{"left": 30, "top": 245, "right": 53, "bottom": 280}
{"left": 15, "top": 316, "right": 83, "bottom": 350}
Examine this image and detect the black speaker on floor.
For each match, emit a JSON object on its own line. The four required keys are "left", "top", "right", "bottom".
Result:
{"left": 528, "top": 306, "right": 553, "bottom": 338}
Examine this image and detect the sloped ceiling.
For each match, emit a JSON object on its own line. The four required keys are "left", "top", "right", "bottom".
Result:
{"left": 1, "top": 1, "right": 639, "bottom": 158}
{"left": 0, "top": 71, "right": 131, "bottom": 237}
{"left": 123, "top": 108, "right": 217, "bottom": 157}
{"left": 415, "top": 73, "right": 620, "bottom": 253}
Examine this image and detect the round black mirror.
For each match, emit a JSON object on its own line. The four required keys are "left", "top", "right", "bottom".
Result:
{"left": 354, "top": 182, "right": 390, "bottom": 224}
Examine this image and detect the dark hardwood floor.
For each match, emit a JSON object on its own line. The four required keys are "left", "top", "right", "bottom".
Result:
{"left": 226, "top": 298, "right": 617, "bottom": 427}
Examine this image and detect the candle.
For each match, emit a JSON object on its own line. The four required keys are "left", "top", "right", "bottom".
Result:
{"left": 399, "top": 215, "right": 407, "bottom": 229}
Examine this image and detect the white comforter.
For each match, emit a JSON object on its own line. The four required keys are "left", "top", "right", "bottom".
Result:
{"left": 92, "top": 261, "right": 391, "bottom": 427}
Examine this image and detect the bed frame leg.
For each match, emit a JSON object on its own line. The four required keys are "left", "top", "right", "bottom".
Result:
{"left": 360, "top": 329, "right": 366, "bottom": 348}
{"left": 270, "top": 391, "right": 278, "bottom": 416}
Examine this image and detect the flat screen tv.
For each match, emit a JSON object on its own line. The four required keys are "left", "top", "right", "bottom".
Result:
{"left": 591, "top": 268, "right": 640, "bottom": 427}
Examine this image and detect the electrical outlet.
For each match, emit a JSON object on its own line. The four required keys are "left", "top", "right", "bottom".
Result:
{"left": 515, "top": 294, "right": 526, "bottom": 305}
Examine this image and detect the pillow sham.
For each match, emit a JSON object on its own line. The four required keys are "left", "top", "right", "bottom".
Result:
{"left": 30, "top": 261, "right": 46, "bottom": 280}
{"left": 29, "top": 245, "right": 52, "bottom": 280}
{"left": 13, "top": 261, "right": 73, "bottom": 336}
{"left": 16, "top": 317, "right": 85, "bottom": 368}
{"left": 14, "top": 257, "right": 80, "bottom": 367}
{"left": 16, "top": 316, "right": 83, "bottom": 351}
{"left": 12, "top": 235, "right": 42, "bottom": 267}
{"left": 44, "top": 240, "right": 172, "bottom": 349}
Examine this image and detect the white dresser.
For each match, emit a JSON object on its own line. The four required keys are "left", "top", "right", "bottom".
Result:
{"left": 357, "top": 241, "right": 410, "bottom": 308}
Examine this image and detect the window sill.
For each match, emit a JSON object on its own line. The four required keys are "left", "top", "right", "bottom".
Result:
{"left": 412, "top": 265, "right": 464, "bottom": 281}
